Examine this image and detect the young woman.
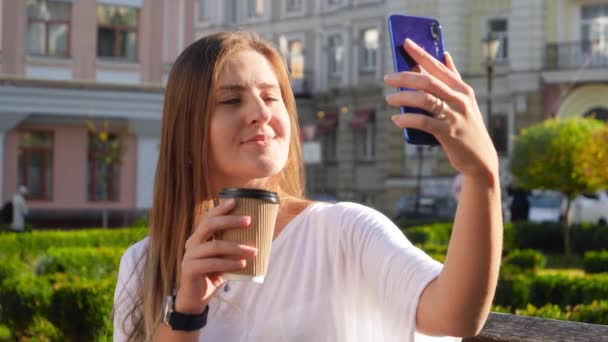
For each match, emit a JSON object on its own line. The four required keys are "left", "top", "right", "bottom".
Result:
{"left": 113, "top": 31, "right": 502, "bottom": 342}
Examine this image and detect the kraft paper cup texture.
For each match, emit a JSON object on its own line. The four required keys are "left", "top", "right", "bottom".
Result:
{"left": 217, "top": 189, "right": 280, "bottom": 283}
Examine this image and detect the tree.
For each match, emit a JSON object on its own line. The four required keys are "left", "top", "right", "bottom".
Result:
{"left": 577, "top": 125, "right": 608, "bottom": 190}
{"left": 86, "top": 120, "right": 129, "bottom": 228}
{"left": 510, "top": 117, "right": 606, "bottom": 255}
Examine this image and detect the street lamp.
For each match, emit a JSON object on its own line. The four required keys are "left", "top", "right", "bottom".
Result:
{"left": 482, "top": 32, "right": 501, "bottom": 131}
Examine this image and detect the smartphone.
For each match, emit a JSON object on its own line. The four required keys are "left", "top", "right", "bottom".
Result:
{"left": 388, "top": 14, "right": 446, "bottom": 146}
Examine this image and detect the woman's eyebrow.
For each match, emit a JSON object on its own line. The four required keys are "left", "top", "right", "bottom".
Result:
{"left": 216, "top": 82, "right": 280, "bottom": 92}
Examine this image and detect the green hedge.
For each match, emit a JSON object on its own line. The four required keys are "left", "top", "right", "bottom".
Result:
{"left": 0, "top": 227, "right": 147, "bottom": 258}
{"left": 494, "top": 273, "right": 608, "bottom": 309}
{"left": 503, "top": 222, "right": 608, "bottom": 254}
{"left": 503, "top": 249, "right": 546, "bottom": 272}
{"left": 0, "top": 228, "right": 143, "bottom": 339}
{"left": 402, "top": 223, "right": 452, "bottom": 245}
{"left": 0, "top": 274, "right": 52, "bottom": 335}
{"left": 47, "top": 275, "right": 115, "bottom": 341}
{"left": 584, "top": 250, "right": 608, "bottom": 274}
{"left": 494, "top": 300, "right": 608, "bottom": 325}
{"left": 35, "top": 246, "right": 124, "bottom": 279}
{"left": 403, "top": 222, "right": 608, "bottom": 255}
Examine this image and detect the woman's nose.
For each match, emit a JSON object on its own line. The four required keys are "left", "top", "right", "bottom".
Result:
{"left": 247, "top": 98, "right": 272, "bottom": 125}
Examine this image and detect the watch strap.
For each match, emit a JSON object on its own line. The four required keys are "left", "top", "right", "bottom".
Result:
{"left": 169, "top": 302, "right": 209, "bottom": 331}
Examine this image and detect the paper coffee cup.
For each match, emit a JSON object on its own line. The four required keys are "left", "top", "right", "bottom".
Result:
{"left": 217, "top": 188, "right": 280, "bottom": 283}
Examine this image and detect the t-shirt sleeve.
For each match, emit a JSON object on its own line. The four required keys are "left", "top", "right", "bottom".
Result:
{"left": 336, "top": 203, "right": 443, "bottom": 338}
{"left": 113, "top": 238, "right": 147, "bottom": 342}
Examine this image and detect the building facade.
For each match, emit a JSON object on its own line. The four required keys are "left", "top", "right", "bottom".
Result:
{"left": 1, "top": 0, "right": 606, "bottom": 226}
{"left": 0, "top": 0, "right": 196, "bottom": 227}
{"left": 196, "top": 0, "right": 608, "bottom": 217}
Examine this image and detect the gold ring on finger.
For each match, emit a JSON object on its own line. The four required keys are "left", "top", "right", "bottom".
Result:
{"left": 435, "top": 99, "right": 447, "bottom": 120}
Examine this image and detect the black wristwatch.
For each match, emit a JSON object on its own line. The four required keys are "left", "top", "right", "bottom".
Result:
{"left": 163, "top": 295, "right": 209, "bottom": 331}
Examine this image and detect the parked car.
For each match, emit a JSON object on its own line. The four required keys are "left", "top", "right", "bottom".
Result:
{"left": 393, "top": 194, "right": 456, "bottom": 220}
{"left": 528, "top": 191, "right": 563, "bottom": 223}
{"left": 527, "top": 190, "right": 608, "bottom": 225}
{"left": 570, "top": 190, "right": 608, "bottom": 225}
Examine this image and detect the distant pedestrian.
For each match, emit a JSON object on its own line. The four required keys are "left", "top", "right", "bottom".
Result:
{"left": 10, "top": 185, "right": 29, "bottom": 231}
{"left": 507, "top": 184, "right": 530, "bottom": 222}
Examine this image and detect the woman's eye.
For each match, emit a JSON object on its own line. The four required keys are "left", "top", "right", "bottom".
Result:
{"left": 220, "top": 98, "right": 240, "bottom": 105}
{"left": 264, "top": 96, "right": 278, "bottom": 102}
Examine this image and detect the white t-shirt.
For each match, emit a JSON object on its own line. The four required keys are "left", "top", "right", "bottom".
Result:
{"left": 113, "top": 202, "right": 461, "bottom": 342}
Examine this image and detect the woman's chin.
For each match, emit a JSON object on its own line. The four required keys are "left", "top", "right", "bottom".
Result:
{"left": 244, "top": 160, "right": 285, "bottom": 178}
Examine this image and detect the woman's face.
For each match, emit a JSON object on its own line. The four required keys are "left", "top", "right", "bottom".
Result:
{"left": 208, "top": 50, "right": 291, "bottom": 190}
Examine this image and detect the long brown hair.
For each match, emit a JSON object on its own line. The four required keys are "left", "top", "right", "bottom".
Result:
{"left": 122, "top": 31, "right": 308, "bottom": 340}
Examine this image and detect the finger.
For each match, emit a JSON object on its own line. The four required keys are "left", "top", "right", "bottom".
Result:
{"left": 391, "top": 113, "right": 447, "bottom": 137}
{"left": 384, "top": 72, "right": 464, "bottom": 111}
{"left": 191, "top": 198, "right": 237, "bottom": 237}
{"left": 185, "top": 240, "right": 258, "bottom": 259}
{"left": 188, "top": 215, "right": 251, "bottom": 247}
{"left": 403, "top": 39, "right": 466, "bottom": 92}
{"left": 183, "top": 258, "right": 247, "bottom": 276}
{"left": 386, "top": 90, "right": 455, "bottom": 118}
{"left": 444, "top": 52, "right": 462, "bottom": 80}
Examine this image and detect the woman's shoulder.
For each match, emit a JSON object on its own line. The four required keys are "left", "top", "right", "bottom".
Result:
{"left": 119, "top": 236, "right": 149, "bottom": 272}
{"left": 309, "top": 201, "right": 390, "bottom": 222}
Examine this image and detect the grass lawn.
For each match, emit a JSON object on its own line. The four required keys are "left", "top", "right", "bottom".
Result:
{"left": 537, "top": 268, "right": 586, "bottom": 276}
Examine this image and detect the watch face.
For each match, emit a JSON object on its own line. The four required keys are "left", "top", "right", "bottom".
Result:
{"left": 163, "top": 295, "right": 174, "bottom": 324}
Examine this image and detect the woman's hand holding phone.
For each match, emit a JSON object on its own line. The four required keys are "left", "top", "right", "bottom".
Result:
{"left": 175, "top": 199, "right": 258, "bottom": 313}
{"left": 385, "top": 39, "right": 499, "bottom": 184}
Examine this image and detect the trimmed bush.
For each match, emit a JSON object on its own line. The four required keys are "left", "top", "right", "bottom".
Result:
{"left": 495, "top": 300, "right": 608, "bottom": 325}
{"left": 35, "top": 246, "right": 124, "bottom": 279}
{"left": 402, "top": 223, "right": 452, "bottom": 245}
{"left": 583, "top": 250, "right": 608, "bottom": 274}
{"left": 503, "top": 249, "right": 546, "bottom": 272}
{"left": 0, "top": 227, "right": 147, "bottom": 258}
{"left": 0, "top": 257, "right": 27, "bottom": 283}
{"left": 494, "top": 273, "right": 608, "bottom": 310}
{"left": 569, "top": 300, "right": 608, "bottom": 324}
{"left": 494, "top": 274, "right": 532, "bottom": 309}
{"left": 47, "top": 275, "right": 115, "bottom": 341}
{"left": 0, "top": 274, "right": 52, "bottom": 334}
{"left": 504, "top": 222, "right": 608, "bottom": 255}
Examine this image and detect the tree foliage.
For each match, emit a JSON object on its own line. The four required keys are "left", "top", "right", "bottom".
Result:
{"left": 510, "top": 117, "right": 607, "bottom": 255}
{"left": 576, "top": 125, "right": 608, "bottom": 190}
{"left": 510, "top": 118, "right": 605, "bottom": 199}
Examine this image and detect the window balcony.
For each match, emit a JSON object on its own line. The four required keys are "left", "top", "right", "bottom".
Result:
{"left": 545, "top": 40, "right": 608, "bottom": 70}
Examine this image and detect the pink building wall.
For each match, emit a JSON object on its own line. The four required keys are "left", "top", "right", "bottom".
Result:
{"left": 3, "top": 124, "right": 137, "bottom": 210}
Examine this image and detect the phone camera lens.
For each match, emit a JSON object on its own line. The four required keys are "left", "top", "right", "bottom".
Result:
{"left": 430, "top": 24, "right": 440, "bottom": 41}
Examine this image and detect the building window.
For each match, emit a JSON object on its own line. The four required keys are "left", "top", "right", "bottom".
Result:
{"left": 360, "top": 28, "right": 378, "bottom": 72}
{"left": 26, "top": 0, "right": 71, "bottom": 57}
{"left": 97, "top": 5, "right": 138, "bottom": 61}
{"left": 352, "top": 111, "right": 376, "bottom": 160}
{"left": 487, "top": 18, "right": 508, "bottom": 61}
{"left": 581, "top": 4, "right": 608, "bottom": 55}
{"left": 18, "top": 131, "right": 53, "bottom": 200}
{"left": 490, "top": 113, "right": 508, "bottom": 155}
{"left": 248, "top": 0, "right": 265, "bottom": 18}
{"left": 197, "top": 0, "right": 211, "bottom": 21}
{"left": 279, "top": 36, "right": 306, "bottom": 92}
{"left": 286, "top": 0, "right": 303, "bottom": 12}
{"left": 328, "top": 34, "right": 344, "bottom": 78}
{"left": 317, "top": 112, "right": 339, "bottom": 162}
{"left": 87, "top": 133, "right": 121, "bottom": 201}
{"left": 321, "top": 132, "right": 337, "bottom": 162}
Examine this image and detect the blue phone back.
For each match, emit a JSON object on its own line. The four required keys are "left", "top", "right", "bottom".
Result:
{"left": 388, "top": 14, "right": 446, "bottom": 145}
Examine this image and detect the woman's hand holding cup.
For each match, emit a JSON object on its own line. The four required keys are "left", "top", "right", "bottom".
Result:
{"left": 176, "top": 198, "right": 258, "bottom": 313}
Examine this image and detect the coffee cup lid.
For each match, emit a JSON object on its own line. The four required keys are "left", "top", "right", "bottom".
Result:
{"left": 219, "top": 188, "right": 280, "bottom": 203}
